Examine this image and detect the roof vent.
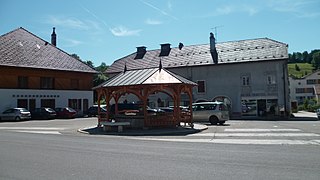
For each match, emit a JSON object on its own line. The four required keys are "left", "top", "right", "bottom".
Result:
{"left": 178, "top": 42, "right": 184, "bottom": 50}
{"left": 134, "top": 46, "right": 147, "bottom": 59}
{"left": 159, "top": 43, "right": 171, "bottom": 56}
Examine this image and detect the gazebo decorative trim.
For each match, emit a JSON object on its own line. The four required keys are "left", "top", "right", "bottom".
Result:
{"left": 93, "top": 67, "right": 197, "bottom": 128}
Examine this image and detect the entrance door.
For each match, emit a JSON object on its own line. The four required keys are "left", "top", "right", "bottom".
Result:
{"left": 257, "top": 99, "right": 266, "bottom": 116}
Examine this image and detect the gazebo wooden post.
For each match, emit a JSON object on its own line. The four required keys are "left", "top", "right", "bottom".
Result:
{"left": 104, "top": 89, "right": 110, "bottom": 122}
{"left": 187, "top": 86, "right": 194, "bottom": 128}
{"left": 97, "top": 88, "right": 102, "bottom": 127}
{"left": 176, "top": 85, "right": 182, "bottom": 126}
{"left": 114, "top": 93, "right": 120, "bottom": 116}
{"left": 142, "top": 87, "right": 149, "bottom": 128}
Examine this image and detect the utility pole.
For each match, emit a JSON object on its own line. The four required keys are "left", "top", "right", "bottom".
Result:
{"left": 211, "top": 26, "right": 223, "bottom": 42}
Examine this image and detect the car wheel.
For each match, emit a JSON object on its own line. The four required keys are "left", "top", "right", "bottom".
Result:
{"left": 15, "top": 116, "right": 21, "bottom": 121}
{"left": 209, "top": 116, "right": 218, "bottom": 125}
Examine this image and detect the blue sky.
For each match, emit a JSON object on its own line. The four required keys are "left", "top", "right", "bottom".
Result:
{"left": 1, "top": 0, "right": 319, "bottom": 66}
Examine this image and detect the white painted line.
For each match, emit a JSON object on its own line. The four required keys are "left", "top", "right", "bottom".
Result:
{"left": 14, "top": 130, "right": 62, "bottom": 135}
{"left": 127, "top": 137, "right": 320, "bottom": 145}
{"left": 188, "top": 133, "right": 320, "bottom": 137}
{"left": 224, "top": 128, "right": 301, "bottom": 132}
{"left": 0, "top": 127, "right": 65, "bottom": 130}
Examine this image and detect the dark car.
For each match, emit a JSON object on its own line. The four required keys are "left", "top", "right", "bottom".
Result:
{"left": 31, "top": 107, "right": 56, "bottom": 120}
{"left": 85, "top": 105, "right": 107, "bottom": 117}
{"left": 55, "top": 107, "right": 77, "bottom": 119}
{"left": 0, "top": 108, "right": 31, "bottom": 121}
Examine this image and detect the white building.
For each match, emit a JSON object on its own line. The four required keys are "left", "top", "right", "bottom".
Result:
{"left": 106, "top": 33, "right": 290, "bottom": 118}
{"left": 289, "top": 71, "right": 320, "bottom": 105}
{"left": 0, "top": 27, "right": 97, "bottom": 114}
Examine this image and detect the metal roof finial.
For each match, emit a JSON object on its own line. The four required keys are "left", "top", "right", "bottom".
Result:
{"left": 124, "top": 62, "right": 127, "bottom": 73}
{"left": 159, "top": 58, "right": 162, "bottom": 71}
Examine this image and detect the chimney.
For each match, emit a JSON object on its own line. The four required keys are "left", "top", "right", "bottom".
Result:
{"left": 134, "top": 46, "right": 147, "bottom": 59}
{"left": 159, "top": 43, "right": 171, "bottom": 56}
{"left": 210, "top": 32, "right": 218, "bottom": 64}
{"left": 51, "top": 27, "right": 57, "bottom": 46}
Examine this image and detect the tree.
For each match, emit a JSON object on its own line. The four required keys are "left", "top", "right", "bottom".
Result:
{"left": 83, "top": 60, "right": 95, "bottom": 69}
{"left": 70, "top": 53, "right": 81, "bottom": 61}
{"left": 93, "top": 62, "right": 109, "bottom": 87}
{"left": 95, "top": 62, "right": 108, "bottom": 73}
{"left": 295, "top": 64, "right": 300, "bottom": 71}
{"left": 302, "top": 51, "right": 309, "bottom": 63}
{"left": 312, "top": 51, "right": 320, "bottom": 69}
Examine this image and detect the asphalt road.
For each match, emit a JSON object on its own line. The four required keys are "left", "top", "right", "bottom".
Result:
{"left": 1, "top": 117, "right": 320, "bottom": 180}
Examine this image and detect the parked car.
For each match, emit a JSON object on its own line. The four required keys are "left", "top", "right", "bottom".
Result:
{"left": 85, "top": 105, "right": 107, "bottom": 117}
{"left": 55, "top": 107, "right": 77, "bottom": 119}
{"left": 158, "top": 107, "right": 174, "bottom": 112}
{"left": 0, "top": 108, "right": 31, "bottom": 121}
{"left": 316, "top": 109, "right": 320, "bottom": 120}
{"left": 192, "top": 102, "right": 229, "bottom": 125}
{"left": 31, "top": 107, "right": 56, "bottom": 120}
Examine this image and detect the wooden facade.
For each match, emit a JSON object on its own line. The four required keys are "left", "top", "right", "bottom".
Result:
{"left": 0, "top": 66, "right": 93, "bottom": 90}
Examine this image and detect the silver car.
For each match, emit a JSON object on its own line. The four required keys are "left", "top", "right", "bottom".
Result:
{"left": 0, "top": 108, "right": 31, "bottom": 121}
{"left": 192, "top": 102, "right": 229, "bottom": 125}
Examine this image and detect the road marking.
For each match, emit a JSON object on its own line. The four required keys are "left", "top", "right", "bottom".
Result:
{"left": 224, "top": 128, "right": 301, "bottom": 132}
{"left": 127, "top": 137, "right": 320, "bottom": 145}
{"left": 14, "top": 130, "right": 61, "bottom": 135}
{"left": 0, "top": 127, "right": 65, "bottom": 130}
{"left": 188, "top": 133, "right": 320, "bottom": 137}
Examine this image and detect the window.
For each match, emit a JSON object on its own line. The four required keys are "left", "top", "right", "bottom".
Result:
{"left": 71, "top": 79, "right": 79, "bottom": 90}
{"left": 18, "top": 76, "right": 28, "bottom": 88}
{"left": 41, "top": 99, "right": 55, "bottom": 109}
{"left": 40, "top": 77, "right": 54, "bottom": 89}
{"left": 197, "top": 80, "right": 205, "bottom": 93}
{"left": 69, "top": 99, "right": 82, "bottom": 111}
{"left": 296, "top": 88, "right": 314, "bottom": 94}
{"left": 17, "top": 99, "right": 28, "bottom": 109}
{"left": 267, "top": 75, "right": 276, "bottom": 85}
{"left": 307, "top": 79, "right": 317, "bottom": 85}
{"left": 241, "top": 76, "right": 250, "bottom": 86}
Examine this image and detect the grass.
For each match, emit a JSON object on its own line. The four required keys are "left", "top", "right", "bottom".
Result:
{"left": 288, "top": 63, "right": 314, "bottom": 78}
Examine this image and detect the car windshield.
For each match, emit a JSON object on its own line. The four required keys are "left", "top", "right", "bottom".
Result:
{"left": 66, "top": 107, "right": 76, "bottom": 112}
{"left": 19, "top": 108, "right": 29, "bottom": 112}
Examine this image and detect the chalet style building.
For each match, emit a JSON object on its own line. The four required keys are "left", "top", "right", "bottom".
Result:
{"left": 0, "top": 27, "right": 97, "bottom": 114}
{"left": 106, "top": 33, "right": 290, "bottom": 118}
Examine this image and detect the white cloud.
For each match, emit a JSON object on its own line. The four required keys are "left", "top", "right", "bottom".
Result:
{"left": 145, "top": 18, "right": 163, "bottom": 25}
{"left": 199, "top": 3, "right": 259, "bottom": 18}
{"left": 47, "top": 16, "right": 89, "bottom": 30}
{"left": 63, "top": 38, "right": 83, "bottom": 47}
{"left": 167, "top": 1, "right": 172, "bottom": 11}
{"left": 267, "top": 0, "right": 320, "bottom": 18}
{"left": 109, "top": 26, "right": 141, "bottom": 37}
{"left": 46, "top": 16, "right": 103, "bottom": 31}
{"left": 140, "top": 0, "right": 178, "bottom": 20}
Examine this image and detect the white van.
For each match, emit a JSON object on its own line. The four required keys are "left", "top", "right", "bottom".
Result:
{"left": 192, "top": 102, "right": 229, "bottom": 125}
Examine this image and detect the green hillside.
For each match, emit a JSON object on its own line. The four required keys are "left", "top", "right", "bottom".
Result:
{"left": 288, "top": 63, "right": 314, "bottom": 78}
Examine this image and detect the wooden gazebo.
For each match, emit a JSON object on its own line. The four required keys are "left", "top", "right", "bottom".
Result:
{"left": 94, "top": 66, "right": 197, "bottom": 128}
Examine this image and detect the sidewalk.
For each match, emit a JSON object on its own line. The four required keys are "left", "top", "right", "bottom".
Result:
{"left": 78, "top": 123, "right": 208, "bottom": 136}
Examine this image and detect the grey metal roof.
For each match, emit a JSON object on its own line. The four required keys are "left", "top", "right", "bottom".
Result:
{"left": 95, "top": 67, "right": 197, "bottom": 89}
{"left": 106, "top": 38, "right": 288, "bottom": 74}
{"left": 0, "top": 27, "right": 97, "bottom": 73}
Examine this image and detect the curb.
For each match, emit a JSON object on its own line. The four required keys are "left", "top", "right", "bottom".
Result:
{"left": 77, "top": 123, "right": 208, "bottom": 136}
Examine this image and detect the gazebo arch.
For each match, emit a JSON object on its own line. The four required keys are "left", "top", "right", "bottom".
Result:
{"left": 94, "top": 67, "right": 197, "bottom": 129}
